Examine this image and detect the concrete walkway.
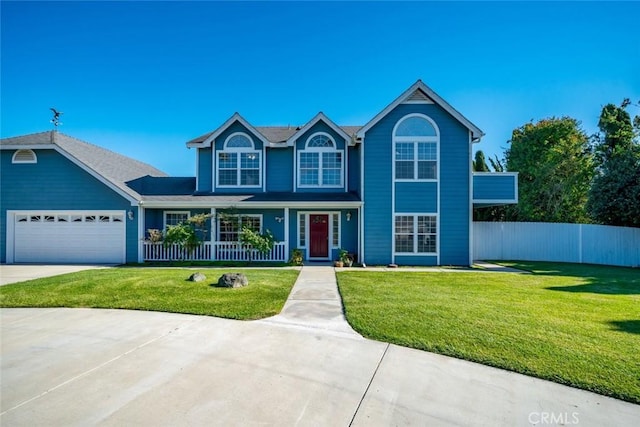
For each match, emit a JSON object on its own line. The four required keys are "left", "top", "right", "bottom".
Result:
{"left": 259, "top": 266, "right": 361, "bottom": 338}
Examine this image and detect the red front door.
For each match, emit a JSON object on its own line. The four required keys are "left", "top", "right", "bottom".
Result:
{"left": 309, "top": 214, "right": 329, "bottom": 258}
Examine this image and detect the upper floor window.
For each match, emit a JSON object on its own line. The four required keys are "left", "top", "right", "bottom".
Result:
{"left": 217, "top": 133, "right": 261, "bottom": 187}
{"left": 298, "top": 132, "right": 343, "bottom": 188}
{"left": 12, "top": 149, "right": 37, "bottom": 164}
{"left": 393, "top": 114, "right": 439, "bottom": 181}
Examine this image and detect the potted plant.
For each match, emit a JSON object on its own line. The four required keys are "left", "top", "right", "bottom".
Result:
{"left": 338, "top": 248, "right": 352, "bottom": 267}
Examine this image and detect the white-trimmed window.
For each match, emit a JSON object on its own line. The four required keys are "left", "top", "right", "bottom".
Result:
{"left": 298, "top": 213, "right": 307, "bottom": 247}
{"left": 217, "top": 215, "right": 262, "bottom": 242}
{"left": 298, "top": 132, "right": 343, "bottom": 187}
{"left": 164, "top": 211, "right": 190, "bottom": 229}
{"left": 12, "top": 149, "right": 37, "bottom": 164}
{"left": 394, "top": 214, "right": 437, "bottom": 254}
{"left": 332, "top": 213, "right": 340, "bottom": 247}
{"left": 217, "top": 132, "right": 261, "bottom": 187}
{"left": 394, "top": 114, "right": 439, "bottom": 181}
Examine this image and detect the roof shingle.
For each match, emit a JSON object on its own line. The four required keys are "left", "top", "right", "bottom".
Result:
{"left": 1, "top": 131, "right": 167, "bottom": 200}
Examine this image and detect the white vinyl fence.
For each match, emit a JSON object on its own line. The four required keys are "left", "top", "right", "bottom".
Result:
{"left": 473, "top": 222, "right": 640, "bottom": 267}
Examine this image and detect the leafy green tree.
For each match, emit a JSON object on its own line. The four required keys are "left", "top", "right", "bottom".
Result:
{"left": 240, "top": 226, "right": 276, "bottom": 263}
{"left": 163, "top": 213, "right": 212, "bottom": 258}
{"left": 587, "top": 100, "right": 640, "bottom": 227}
{"left": 595, "top": 101, "right": 637, "bottom": 162}
{"left": 587, "top": 146, "right": 640, "bottom": 227}
{"left": 473, "top": 150, "right": 490, "bottom": 172}
{"left": 505, "top": 117, "right": 594, "bottom": 223}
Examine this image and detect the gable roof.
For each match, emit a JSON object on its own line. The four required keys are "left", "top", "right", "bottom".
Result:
{"left": 356, "top": 80, "right": 484, "bottom": 140}
{"left": 1, "top": 131, "right": 167, "bottom": 202}
{"left": 186, "top": 112, "right": 271, "bottom": 148}
{"left": 187, "top": 116, "right": 362, "bottom": 148}
{"left": 284, "top": 112, "right": 355, "bottom": 146}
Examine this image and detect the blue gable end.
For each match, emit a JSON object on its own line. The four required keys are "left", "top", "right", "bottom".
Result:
{"left": 0, "top": 149, "right": 139, "bottom": 263}
{"left": 293, "top": 121, "right": 349, "bottom": 193}
{"left": 213, "top": 121, "right": 266, "bottom": 194}
{"left": 363, "top": 102, "right": 473, "bottom": 266}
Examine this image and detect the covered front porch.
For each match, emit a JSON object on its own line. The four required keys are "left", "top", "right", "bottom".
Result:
{"left": 138, "top": 198, "right": 361, "bottom": 263}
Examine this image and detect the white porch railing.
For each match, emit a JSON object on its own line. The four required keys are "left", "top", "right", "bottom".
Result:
{"left": 143, "top": 241, "right": 287, "bottom": 262}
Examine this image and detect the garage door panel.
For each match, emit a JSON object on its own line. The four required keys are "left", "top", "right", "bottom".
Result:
{"left": 13, "top": 211, "right": 126, "bottom": 264}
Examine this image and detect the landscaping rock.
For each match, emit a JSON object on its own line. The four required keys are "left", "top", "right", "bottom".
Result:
{"left": 188, "top": 272, "right": 207, "bottom": 282}
{"left": 215, "top": 273, "right": 249, "bottom": 288}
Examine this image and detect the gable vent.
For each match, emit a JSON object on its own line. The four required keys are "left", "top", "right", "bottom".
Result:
{"left": 404, "top": 90, "right": 434, "bottom": 104}
{"left": 12, "top": 149, "right": 37, "bottom": 164}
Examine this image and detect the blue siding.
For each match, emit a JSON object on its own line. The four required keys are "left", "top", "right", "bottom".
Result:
{"left": 0, "top": 149, "right": 138, "bottom": 263}
{"left": 348, "top": 145, "right": 360, "bottom": 195}
{"left": 473, "top": 174, "right": 516, "bottom": 201}
{"left": 197, "top": 148, "right": 212, "bottom": 192}
{"left": 363, "top": 103, "right": 472, "bottom": 266}
{"left": 213, "top": 121, "right": 265, "bottom": 194}
{"left": 395, "top": 182, "right": 437, "bottom": 212}
{"left": 266, "top": 147, "right": 293, "bottom": 192}
{"left": 395, "top": 255, "right": 438, "bottom": 266}
{"left": 340, "top": 210, "right": 359, "bottom": 260}
{"left": 294, "top": 121, "right": 348, "bottom": 193}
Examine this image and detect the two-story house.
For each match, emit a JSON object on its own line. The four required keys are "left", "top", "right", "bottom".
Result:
{"left": 1, "top": 80, "right": 517, "bottom": 266}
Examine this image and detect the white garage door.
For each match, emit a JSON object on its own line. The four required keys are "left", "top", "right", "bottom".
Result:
{"left": 13, "top": 211, "right": 126, "bottom": 264}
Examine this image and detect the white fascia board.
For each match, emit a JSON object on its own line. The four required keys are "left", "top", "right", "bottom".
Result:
{"left": 356, "top": 80, "right": 485, "bottom": 141}
{"left": 285, "top": 112, "right": 352, "bottom": 147}
{"left": 1, "top": 144, "right": 57, "bottom": 150}
{"left": 139, "top": 200, "right": 363, "bottom": 209}
{"left": 5, "top": 144, "right": 141, "bottom": 205}
{"left": 187, "top": 112, "right": 271, "bottom": 148}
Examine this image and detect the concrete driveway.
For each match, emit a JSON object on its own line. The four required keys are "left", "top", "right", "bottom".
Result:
{"left": 2, "top": 308, "right": 639, "bottom": 426}
{"left": 0, "top": 264, "right": 114, "bottom": 285}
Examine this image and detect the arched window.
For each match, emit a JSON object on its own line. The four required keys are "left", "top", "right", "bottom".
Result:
{"left": 12, "top": 149, "right": 37, "bottom": 164}
{"left": 217, "top": 132, "right": 261, "bottom": 187}
{"left": 393, "top": 114, "right": 439, "bottom": 180}
{"left": 298, "top": 132, "right": 343, "bottom": 187}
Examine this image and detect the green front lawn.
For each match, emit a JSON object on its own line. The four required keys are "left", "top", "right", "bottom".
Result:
{"left": 0, "top": 268, "right": 299, "bottom": 320}
{"left": 337, "top": 262, "right": 640, "bottom": 403}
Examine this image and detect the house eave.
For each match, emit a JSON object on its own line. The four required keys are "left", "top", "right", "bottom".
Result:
{"left": 139, "top": 200, "right": 364, "bottom": 209}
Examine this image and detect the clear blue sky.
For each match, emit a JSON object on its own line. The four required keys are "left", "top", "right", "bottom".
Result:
{"left": 2, "top": 1, "right": 639, "bottom": 176}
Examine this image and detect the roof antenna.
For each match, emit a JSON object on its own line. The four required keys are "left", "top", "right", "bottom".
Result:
{"left": 50, "top": 107, "right": 63, "bottom": 129}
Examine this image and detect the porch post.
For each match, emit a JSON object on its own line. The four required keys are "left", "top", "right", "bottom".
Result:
{"left": 210, "top": 207, "right": 216, "bottom": 261}
{"left": 284, "top": 207, "right": 289, "bottom": 262}
{"left": 137, "top": 205, "right": 145, "bottom": 263}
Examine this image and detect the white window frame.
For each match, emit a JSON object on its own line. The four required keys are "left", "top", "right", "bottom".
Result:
{"left": 216, "top": 214, "right": 263, "bottom": 242}
{"left": 216, "top": 132, "right": 262, "bottom": 188}
{"left": 12, "top": 149, "right": 37, "bottom": 164}
{"left": 164, "top": 211, "right": 190, "bottom": 230}
{"left": 297, "top": 132, "right": 344, "bottom": 188}
{"left": 392, "top": 114, "right": 439, "bottom": 182}
{"left": 393, "top": 213, "right": 438, "bottom": 256}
